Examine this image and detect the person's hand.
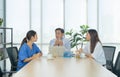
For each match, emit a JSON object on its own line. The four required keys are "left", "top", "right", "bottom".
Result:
{"left": 75, "top": 48, "right": 83, "bottom": 56}
{"left": 32, "top": 53, "right": 40, "bottom": 59}
{"left": 24, "top": 53, "right": 42, "bottom": 62}
{"left": 76, "top": 51, "right": 80, "bottom": 55}
{"left": 54, "top": 39, "right": 63, "bottom": 46}
{"left": 54, "top": 40, "right": 60, "bottom": 46}
{"left": 76, "top": 48, "right": 83, "bottom": 54}
{"left": 36, "top": 52, "right": 42, "bottom": 57}
{"left": 58, "top": 40, "right": 63, "bottom": 46}
{"left": 86, "top": 54, "right": 93, "bottom": 59}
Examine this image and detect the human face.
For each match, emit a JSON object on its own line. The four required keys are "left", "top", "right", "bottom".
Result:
{"left": 86, "top": 32, "right": 91, "bottom": 41}
{"left": 55, "top": 30, "right": 63, "bottom": 39}
{"left": 31, "top": 34, "right": 38, "bottom": 42}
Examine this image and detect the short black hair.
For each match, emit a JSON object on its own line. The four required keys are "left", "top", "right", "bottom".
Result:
{"left": 55, "top": 28, "right": 64, "bottom": 33}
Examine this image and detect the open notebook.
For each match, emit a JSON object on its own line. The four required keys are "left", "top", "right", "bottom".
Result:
{"left": 49, "top": 46, "right": 65, "bottom": 57}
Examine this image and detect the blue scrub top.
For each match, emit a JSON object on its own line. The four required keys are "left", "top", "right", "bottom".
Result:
{"left": 17, "top": 43, "right": 41, "bottom": 70}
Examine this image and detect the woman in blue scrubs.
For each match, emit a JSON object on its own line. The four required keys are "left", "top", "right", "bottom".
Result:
{"left": 17, "top": 30, "right": 42, "bottom": 70}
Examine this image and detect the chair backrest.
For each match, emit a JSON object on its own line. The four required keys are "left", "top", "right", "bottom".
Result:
{"left": 113, "top": 52, "right": 120, "bottom": 77}
{"left": 103, "top": 46, "right": 116, "bottom": 70}
{"left": 6, "top": 47, "right": 18, "bottom": 67}
{"left": 0, "top": 67, "right": 3, "bottom": 77}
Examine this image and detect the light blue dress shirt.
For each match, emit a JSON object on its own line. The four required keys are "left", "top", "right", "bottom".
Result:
{"left": 49, "top": 38, "right": 71, "bottom": 51}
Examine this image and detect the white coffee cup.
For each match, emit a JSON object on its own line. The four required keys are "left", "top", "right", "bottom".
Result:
{"left": 80, "top": 53, "right": 86, "bottom": 58}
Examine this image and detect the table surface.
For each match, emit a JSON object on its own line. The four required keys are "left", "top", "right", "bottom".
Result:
{"left": 13, "top": 57, "right": 117, "bottom": 77}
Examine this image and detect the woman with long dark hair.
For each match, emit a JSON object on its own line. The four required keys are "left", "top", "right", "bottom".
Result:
{"left": 78, "top": 29, "right": 106, "bottom": 65}
{"left": 17, "top": 30, "right": 42, "bottom": 70}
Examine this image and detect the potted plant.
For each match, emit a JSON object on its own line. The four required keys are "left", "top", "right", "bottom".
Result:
{"left": 66, "top": 25, "right": 89, "bottom": 50}
{"left": 0, "top": 18, "right": 3, "bottom": 27}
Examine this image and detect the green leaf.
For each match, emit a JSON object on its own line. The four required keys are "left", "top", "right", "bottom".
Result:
{"left": 65, "top": 24, "right": 89, "bottom": 49}
{"left": 75, "top": 37, "right": 82, "bottom": 42}
{"left": 65, "top": 29, "right": 73, "bottom": 36}
{"left": 73, "top": 33, "right": 78, "bottom": 39}
{"left": 70, "top": 39, "right": 74, "bottom": 42}
{"left": 71, "top": 42, "right": 76, "bottom": 48}
{"left": 66, "top": 32, "right": 71, "bottom": 35}
{"left": 70, "top": 29, "right": 73, "bottom": 33}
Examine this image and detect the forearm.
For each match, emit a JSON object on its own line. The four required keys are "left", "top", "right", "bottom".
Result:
{"left": 38, "top": 52, "right": 43, "bottom": 56}
{"left": 86, "top": 54, "right": 94, "bottom": 59}
{"left": 24, "top": 57, "right": 33, "bottom": 62}
{"left": 23, "top": 52, "right": 42, "bottom": 62}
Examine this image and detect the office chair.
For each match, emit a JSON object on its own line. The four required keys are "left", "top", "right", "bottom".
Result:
{"left": 0, "top": 66, "right": 16, "bottom": 77}
{"left": 0, "top": 67, "right": 3, "bottom": 77}
{"left": 103, "top": 46, "right": 116, "bottom": 71}
{"left": 6, "top": 47, "right": 18, "bottom": 77}
{"left": 113, "top": 52, "right": 120, "bottom": 77}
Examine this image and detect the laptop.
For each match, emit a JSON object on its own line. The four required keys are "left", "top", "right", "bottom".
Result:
{"left": 49, "top": 46, "right": 65, "bottom": 57}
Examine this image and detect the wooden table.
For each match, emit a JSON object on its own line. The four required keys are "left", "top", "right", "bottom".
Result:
{"left": 13, "top": 57, "right": 117, "bottom": 77}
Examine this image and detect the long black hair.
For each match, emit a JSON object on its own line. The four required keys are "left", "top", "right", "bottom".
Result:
{"left": 20, "top": 30, "right": 36, "bottom": 48}
{"left": 88, "top": 29, "right": 101, "bottom": 53}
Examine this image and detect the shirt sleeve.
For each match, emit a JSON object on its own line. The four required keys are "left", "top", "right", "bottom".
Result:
{"left": 83, "top": 42, "right": 90, "bottom": 54}
{"left": 64, "top": 39, "right": 71, "bottom": 51}
{"left": 19, "top": 45, "right": 28, "bottom": 61}
{"left": 49, "top": 39, "right": 55, "bottom": 47}
{"left": 34, "top": 43, "right": 41, "bottom": 53}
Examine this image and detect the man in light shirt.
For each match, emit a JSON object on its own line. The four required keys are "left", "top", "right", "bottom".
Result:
{"left": 49, "top": 28, "right": 71, "bottom": 51}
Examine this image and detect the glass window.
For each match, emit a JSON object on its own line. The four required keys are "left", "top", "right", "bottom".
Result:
{"left": 65, "top": 0, "right": 87, "bottom": 32}
{"left": 87, "top": 0, "right": 97, "bottom": 29}
{"left": 42, "top": 0, "right": 64, "bottom": 44}
{"left": 41, "top": 45, "right": 49, "bottom": 56}
{"left": 6, "top": 0, "right": 88, "bottom": 55}
{"left": 0, "top": 0, "right": 3, "bottom": 10}
{"left": 0, "top": 0, "right": 4, "bottom": 21}
{"left": 0, "top": 11, "right": 3, "bottom": 20}
{"left": 6, "top": 0, "right": 30, "bottom": 43}
{"left": 99, "top": 0, "right": 120, "bottom": 43}
{"left": 31, "top": 0, "right": 41, "bottom": 43}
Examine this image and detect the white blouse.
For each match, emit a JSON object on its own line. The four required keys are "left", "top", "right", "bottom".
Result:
{"left": 83, "top": 42, "right": 106, "bottom": 65}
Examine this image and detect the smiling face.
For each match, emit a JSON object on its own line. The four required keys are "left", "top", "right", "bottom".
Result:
{"left": 55, "top": 30, "right": 64, "bottom": 39}
{"left": 86, "top": 32, "right": 91, "bottom": 41}
{"left": 31, "top": 34, "right": 38, "bottom": 42}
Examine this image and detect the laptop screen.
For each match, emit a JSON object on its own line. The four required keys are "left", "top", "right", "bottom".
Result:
{"left": 49, "top": 46, "right": 65, "bottom": 57}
